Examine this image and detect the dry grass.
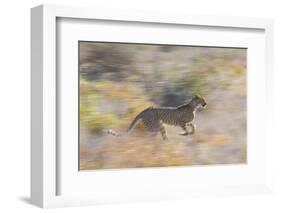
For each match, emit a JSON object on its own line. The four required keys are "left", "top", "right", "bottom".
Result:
{"left": 79, "top": 43, "right": 247, "bottom": 170}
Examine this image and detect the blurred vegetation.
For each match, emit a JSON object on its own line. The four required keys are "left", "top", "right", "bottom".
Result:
{"left": 79, "top": 42, "right": 247, "bottom": 170}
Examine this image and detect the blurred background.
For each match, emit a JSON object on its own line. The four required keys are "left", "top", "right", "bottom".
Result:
{"left": 79, "top": 41, "right": 246, "bottom": 170}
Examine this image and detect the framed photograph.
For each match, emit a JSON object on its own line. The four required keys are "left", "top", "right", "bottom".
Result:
{"left": 31, "top": 4, "right": 274, "bottom": 208}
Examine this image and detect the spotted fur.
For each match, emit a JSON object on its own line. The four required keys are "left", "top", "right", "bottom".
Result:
{"left": 107, "top": 95, "right": 207, "bottom": 140}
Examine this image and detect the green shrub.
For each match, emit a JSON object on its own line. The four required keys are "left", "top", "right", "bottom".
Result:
{"left": 80, "top": 104, "right": 119, "bottom": 133}
{"left": 80, "top": 79, "right": 153, "bottom": 133}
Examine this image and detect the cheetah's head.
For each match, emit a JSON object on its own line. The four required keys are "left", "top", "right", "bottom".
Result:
{"left": 192, "top": 95, "right": 207, "bottom": 108}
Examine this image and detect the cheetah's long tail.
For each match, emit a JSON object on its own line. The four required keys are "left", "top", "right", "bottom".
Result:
{"left": 107, "top": 112, "right": 142, "bottom": 137}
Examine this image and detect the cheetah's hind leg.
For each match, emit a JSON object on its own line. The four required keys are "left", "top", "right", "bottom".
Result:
{"left": 160, "top": 124, "right": 168, "bottom": 140}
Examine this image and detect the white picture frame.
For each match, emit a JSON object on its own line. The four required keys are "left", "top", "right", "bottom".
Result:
{"left": 31, "top": 4, "right": 274, "bottom": 208}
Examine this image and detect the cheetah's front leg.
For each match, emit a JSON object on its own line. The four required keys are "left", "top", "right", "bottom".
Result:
{"left": 179, "top": 123, "right": 196, "bottom": 136}
{"left": 179, "top": 123, "right": 189, "bottom": 135}
{"left": 187, "top": 123, "right": 196, "bottom": 134}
